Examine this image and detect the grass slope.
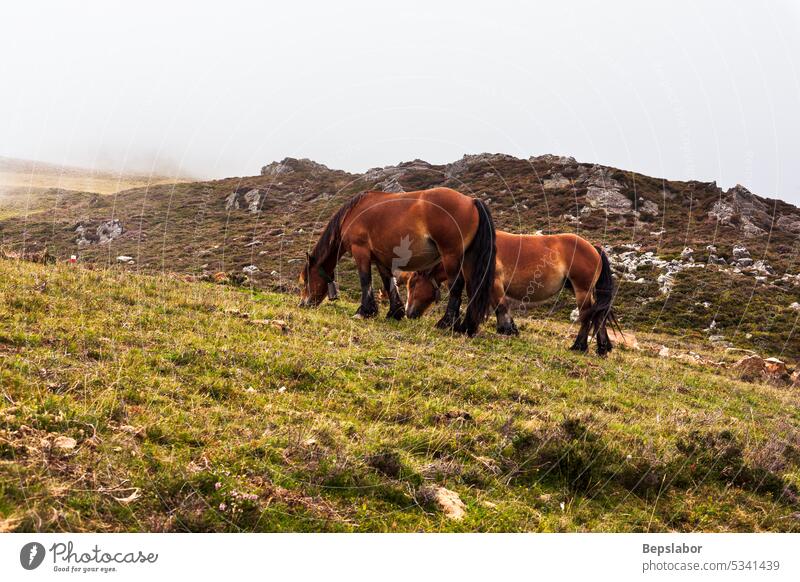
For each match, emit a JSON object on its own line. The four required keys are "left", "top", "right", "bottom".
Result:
{"left": 1, "top": 259, "right": 799, "bottom": 532}
{"left": 3, "top": 155, "right": 799, "bottom": 358}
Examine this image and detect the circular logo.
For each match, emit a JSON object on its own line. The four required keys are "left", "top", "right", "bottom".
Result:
{"left": 20, "top": 542, "right": 46, "bottom": 570}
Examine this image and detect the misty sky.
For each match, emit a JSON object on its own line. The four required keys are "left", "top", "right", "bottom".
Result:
{"left": 2, "top": 1, "right": 799, "bottom": 203}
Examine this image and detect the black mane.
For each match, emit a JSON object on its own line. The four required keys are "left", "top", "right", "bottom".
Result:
{"left": 310, "top": 192, "right": 368, "bottom": 265}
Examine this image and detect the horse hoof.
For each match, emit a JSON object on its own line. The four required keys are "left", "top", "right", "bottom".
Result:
{"left": 497, "top": 325, "right": 519, "bottom": 336}
{"left": 570, "top": 343, "right": 588, "bottom": 353}
{"left": 435, "top": 314, "right": 458, "bottom": 330}
{"left": 386, "top": 308, "right": 405, "bottom": 320}
{"left": 454, "top": 320, "right": 477, "bottom": 336}
{"left": 354, "top": 309, "right": 377, "bottom": 319}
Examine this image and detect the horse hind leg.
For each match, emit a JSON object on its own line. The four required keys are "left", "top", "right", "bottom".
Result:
{"left": 435, "top": 256, "right": 465, "bottom": 331}
{"left": 569, "top": 289, "right": 593, "bottom": 353}
{"left": 377, "top": 264, "right": 405, "bottom": 320}
{"left": 596, "top": 321, "right": 613, "bottom": 356}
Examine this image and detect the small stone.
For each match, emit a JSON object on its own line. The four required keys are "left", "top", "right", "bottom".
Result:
{"left": 658, "top": 346, "right": 670, "bottom": 358}
{"left": 53, "top": 436, "right": 77, "bottom": 451}
{"left": 416, "top": 485, "right": 466, "bottom": 520}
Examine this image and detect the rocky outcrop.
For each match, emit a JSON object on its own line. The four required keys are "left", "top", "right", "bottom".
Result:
{"left": 260, "top": 157, "right": 332, "bottom": 177}
{"left": 581, "top": 166, "right": 632, "bottom": 216}
{"left": 709, "top": 200, "right": 736, "bottom": 225}
{"left": 708, "top": 184, "right": 771, "bottom": 237}
{"left": 776, "top": 214, "right": 800, "bottom": 234}
{"left": 363, "top": 159, "right": 444, "bottom": 193}
{"left": 530, "top": 153, "right": 577, "bottom": 166}
{"left": 639, "top": 199, "right": 659, "bottom": 216}
{"left": 75, "top": 219, "right": 123, "bottom": 246}
{"left": 444, "top": 153, "right": 519, "bottom": 180}
{"left": 226, "top": 188, "right": 264, "bottom": 213}
{"left": 542, "top": 173, "right": 572, "bottom": 190}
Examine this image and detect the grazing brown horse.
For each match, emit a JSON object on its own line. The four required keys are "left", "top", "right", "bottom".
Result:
{"left": 299, "top": 187, "right": 497, "bottom": 336}
{"left": 401, "top": 231, "right": 619, "bottom": 355}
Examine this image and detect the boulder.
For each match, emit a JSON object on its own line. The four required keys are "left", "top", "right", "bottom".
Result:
{"left": 608, "top": 328, "right": 639, "bottom": 350}
{"left": 260, "top": 157, "right": 332, "bottom": 177}
{"left": 732, "top": 245, "right": 750, "bottom": 260}
{"left": 76, "top": 220, "right": 124, "bottom": 246}
{"left": 733, "top": 355, "right": 790, "bottom": 384}
{"left": 640, "top": 199, "right": 659, "bottom": 216}
{"left": 764, "top": 357, "right": 789, "bottom": 377}
{"left": 226, "top": 188, "right": 264, "bottom": 213}
{"left": 776, "top": 214, "right": 800, "bottom": 234}
{"left": 708, "top": 200, "right": 735, "bottom": 224}
{"left": 584, "top": 186, "right": 632, "bottom": 215}
{"left": 542, "top": 173, "right": 572, "bottom": 190}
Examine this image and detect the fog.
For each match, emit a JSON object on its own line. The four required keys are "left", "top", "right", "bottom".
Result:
{"left": 1, "top": 0, "right": 799, "bottom": 202}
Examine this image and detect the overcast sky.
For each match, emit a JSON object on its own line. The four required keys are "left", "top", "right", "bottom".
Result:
{"left": 2, "top": 1, "right": 799, "bottom": 202}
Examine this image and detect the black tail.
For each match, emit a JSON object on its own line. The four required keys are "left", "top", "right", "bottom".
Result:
{"left": 461, "top": 199, "right": 497, "bottom": 336}
{"left": 589, "top": 246, "right": 622, "bottom": 346}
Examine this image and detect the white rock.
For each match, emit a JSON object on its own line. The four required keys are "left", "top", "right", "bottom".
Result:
{"left": 53, "top": 436, "right": 77, "bottom": 451}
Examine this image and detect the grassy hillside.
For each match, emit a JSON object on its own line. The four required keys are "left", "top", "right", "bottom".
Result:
{"left": 1, "top": 258, "right": 799, "bottom": 532}
{"left": 2, "top": 154, "right": 799, "bottom": 358}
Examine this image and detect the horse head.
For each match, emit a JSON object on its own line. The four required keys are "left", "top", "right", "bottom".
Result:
{"left": 402, "top": 269, "right": 441, "bottom": 319}
{"left": 299, "top": 252, "right": 338, "bottom": 307}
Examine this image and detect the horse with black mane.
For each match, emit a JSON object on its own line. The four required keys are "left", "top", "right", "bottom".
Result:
{"left": 299, "top": 187, "right": 497, "bottom": 336}
{"left": 400, "top": 231, "right": 620, "bottom": 355}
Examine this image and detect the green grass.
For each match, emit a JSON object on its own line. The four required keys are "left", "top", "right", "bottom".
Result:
{"left": 1, "top": 258, "right": 799, "bottom": 532}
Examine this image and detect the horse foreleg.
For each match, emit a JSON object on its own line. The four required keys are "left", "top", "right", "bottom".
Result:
{"left": 376, "top": 264, "right": 405, "bottom": 320}
{"left": 353, "top": 249, "right": 378, "bottom": 319}
{"left": 435, "top": 260, "right": 464, "bottom": 330}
